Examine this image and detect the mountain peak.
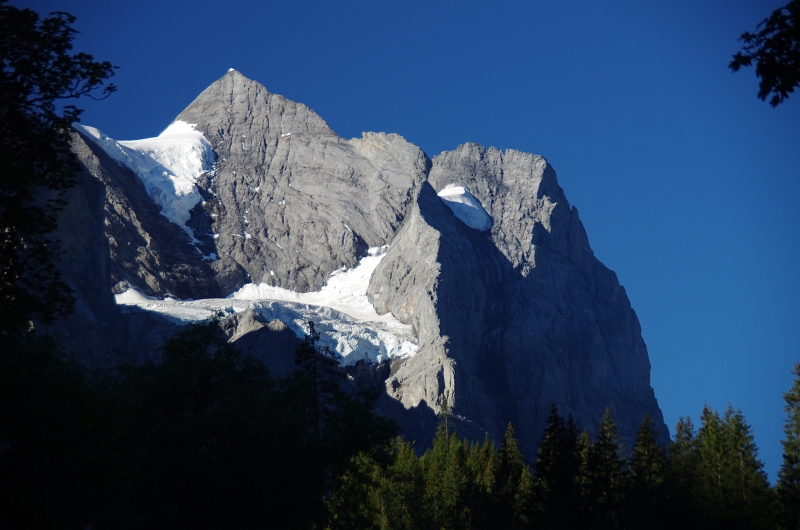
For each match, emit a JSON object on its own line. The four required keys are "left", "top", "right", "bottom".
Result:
{"left": 175, "top": 69, "right": 335, "bottom": 139}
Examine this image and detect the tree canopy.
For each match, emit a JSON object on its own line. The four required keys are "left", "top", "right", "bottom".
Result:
{"left": 730, "top": 0, "right": 800, "bottom": 106}
{"left": 0, "top": 1, "right": 116, "bottom": 336}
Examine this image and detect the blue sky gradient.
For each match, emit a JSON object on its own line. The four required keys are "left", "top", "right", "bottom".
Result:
{"left": 23, "top": 0, "right": 800, "bottom": 480}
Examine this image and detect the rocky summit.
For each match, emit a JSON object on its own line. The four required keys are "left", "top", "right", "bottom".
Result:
{"left": 57, "top": 69, "right": 667, "bottom": 456}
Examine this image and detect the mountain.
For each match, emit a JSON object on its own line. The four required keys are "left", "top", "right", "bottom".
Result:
{"left": 58, "top": 69, "right": 667, "bottom": 455}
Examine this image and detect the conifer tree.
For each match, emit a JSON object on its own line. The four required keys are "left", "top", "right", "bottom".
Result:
{"left": 694, "top": 404, "right": 772, "bottom": 529}
{"left": 722, "top": 406, "right": 773, "bottom": 529}
{"left": 627, "top": 414, "right": 668, "bottom": 529}
{"left": 777, "top": 362, "right": 800, "bottom": 530}
{"left": 666, "top": 416, "right": 700, "bottom": 526}
{"left": 421, "top": 405, "right": 469, "bottom": 529}
{"left": 577, "top": 428, "right": 593, "bottom": 523}
{"left": 534, "top": 404, "right": 581, "bottom": 528}
{"left": 695, "top": 405, "right": 729, "bottom": 524}
{"left": 293, "top": 321, "right": 342, "bottom": 438}
{"left": 464, "top": 436, "right": 498, "bottom": 529}
{"left": 585, "top": 409, "right": 627, "bottom": 529}
{"left": 381, "top": 439, "right": 425, "bottom": 530}
{"left": 495, "top": 423, "right": 534, "bottom": 529}
{"left": 328, "top": 452, "right": 383, "bottom": 530}
{"left": 329, "top": 438, "right": 425, "bottom": 530}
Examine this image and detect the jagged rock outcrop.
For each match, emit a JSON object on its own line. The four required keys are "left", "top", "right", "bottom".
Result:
{"left": 175, "top": 70, "right": 429, "bottom": 293}
{"left": 71, "top": 130, "right": 234, "bottom": 299}
{"left": 63, "top": 69, "right": 667, "bottom": 456}
{"left": 370, "top": 144, "right": 666, "bottom": 448}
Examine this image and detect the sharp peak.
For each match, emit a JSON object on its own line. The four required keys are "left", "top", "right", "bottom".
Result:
{"left": 222, "top": 67, "right": 256, "bottom": 83}
{"left": 205, "top": 68, "right": 273, "bottom": 96}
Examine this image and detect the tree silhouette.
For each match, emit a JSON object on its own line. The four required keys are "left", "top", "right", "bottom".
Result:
{"left": 777, "top": 362, "right": 800, "bottom": 530}
{"left": 0, "top": 1, "right": 116, "bottom": 336}
{"left": 730, "top": 0, "right": 800, "bottom": 106}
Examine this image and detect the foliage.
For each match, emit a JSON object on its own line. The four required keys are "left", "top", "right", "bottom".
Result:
{"left": 104, "top": 322, "right": 327, "bottom": 529}
{"left": 730, "top": 0, "right": 800, "bottom": 106}
{"left": 0, "top": 1, "right": 116, "bottom": 336}
{"left": 627, "top": 414, "right": 668, "bottom": 529}
{"left": 421, "top": 415, "right": 471, "bottom": 529}
{"left": 291, "top": 320, "right": 397, "bottom": 486}
{"left": 0, "top": 321, "right": 398, "bottom": 529}
{"left": 584, "top": 409, "right": 628, "bottom": 529}
{"left": 534, "top": 404, "right": 582, "bottom": 528}
{"left": 777, "top": 362, "right": 800, "bottom": 530}
{"left": 0, "top": 334, "right": 117, "bottom": 529}
{"left": 4, "top": 321, "right": 798, "bottom": 529}
{"left": 329, "top": 438, "right": 425, "bottom": 530}
{"left": 666, "top": 415, "right": 700, "bottom": 526}
{"left": 693, "top": 404, "right": 773, "bottom": 530}
{"left": 495, "top": 423, "right": 535, "bottom": 529}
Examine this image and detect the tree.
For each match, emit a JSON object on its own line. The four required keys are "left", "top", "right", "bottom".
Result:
{"left": 694, "top": 404, "right": 772, "bottom": 530}
{"left": 0, "top": 1, "right": 116, "bottom": 336}
{"left": 723, "top": 406, "right": 773, "bottom": 528}
{"left": 666, "top": 416, "right": 701, "bottom": 528}
{"left": 379, "top": 439, "right": 426, "bottom": 530}
{"left": 464, "top": 436, "right": 498, "bottom": 529}
{"left": 0, "top": 334, "right": 117, "bottom": 528}
{"left": 627, "top": 414, "right": 668, "bottom": 529}
{"left": 107, "top": 321, "right": 326, "bottom": 529}
{"left": 494, "top": 423, "right": 535, "bottom": 530}
{"left": 777, "top": 362, "right": 800, "bottom": 530}
{"left": 730, "top": 1, "right": 800, "bottom": 106}
{"left": 534, "top": 404, "right": 582, "bottom": 528}
{"left": 420, "top": 411, "right": 470, "bottom": 529}
{"left": 584, "top": 409, "right": 627, "bottom": 529}
{"left": 293, "top": 320, "right": 343, "bottom": 438}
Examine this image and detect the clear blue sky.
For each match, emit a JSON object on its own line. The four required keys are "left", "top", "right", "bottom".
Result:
{"left": 24, "top": 0, "right": 800, "bottom": 480}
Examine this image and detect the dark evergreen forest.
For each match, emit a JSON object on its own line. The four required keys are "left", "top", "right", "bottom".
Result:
{"left": 2, "top": 321, "right": 800, "bottom": 529}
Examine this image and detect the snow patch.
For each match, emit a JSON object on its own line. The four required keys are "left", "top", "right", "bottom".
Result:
{"left": 230, "top": 246, "right": 394, "bottom": 324}
{"left": 437, "top": 183, "right": 493, "bottom": 231}
{"left": 75, "top": 122, "right": 215, "bottom": 241}
{"left": 114, "top": 246, "right": 416, "bottom": 365}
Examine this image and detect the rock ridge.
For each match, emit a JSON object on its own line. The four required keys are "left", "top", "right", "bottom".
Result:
{"left": 65, "top": 69, "right": 667, "bottom": 458}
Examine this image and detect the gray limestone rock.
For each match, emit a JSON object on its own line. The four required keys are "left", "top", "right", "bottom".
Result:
{"left": 63, "top": 70, "right": 667, "bottom": 458}
{"left": 71, "top": 130, "right": 238, "bottom": 299}
{"left": 369, "top": 144, "right": 666, "bottom": 451}
{"left": 218, "top": 309, "right": 301, "bottom": 378}
{"left": 175, "top": 69, "right": 429, "bottom": 293}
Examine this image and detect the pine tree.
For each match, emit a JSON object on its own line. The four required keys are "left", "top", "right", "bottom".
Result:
{"left": 695, "top": 405, "right": 729, "bottom": 526}
{"left": 464, "top": 436, "right": 498, "bottom": 529}
{"left": 666, "top": 416, "right": 700, "bottom": 527}
{"left": 694, "top": 404, "right": 772, "bottom": 529}
{"left": 778, "top": 362, "right": 800, "bottom": 530}
{"left": 534, "top": 404, "right": 581, "bottom": 529}
{"left": 495, "top": 423, "right": 534, "bottom": 530}
{"left": 576, "top": 428, "right": 593, "bottom": 524}
{"left": 293, "top": 320, "right": 342, "bottom": 438}
{"left": 585, "top": 409, "right": 627, "bottom": 529}
{"left": 328, "top": 452, "right": 383, "bottom": 530}
{"left": 329, "top": 438, "right": 425, "bottom": 530}
{"left": 722, "top": 406, "right": 773, "bottom": 529}
{"left": 421, "top": 408, "right": 469, "bottom": 529}
{"left": 627, "top": 414, "right": 667, "bottom": 529}
{"left": 381, "top": 439, "right": 425, "bottom": 530}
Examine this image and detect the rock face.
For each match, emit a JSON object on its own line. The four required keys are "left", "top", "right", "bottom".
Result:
{"left": 175, "top": 70, "right": 429, "bottom": 293}
{"left": 65, "top": 69, "right": 667, "bottom": 456}
{"left": 371, "top": 145, "right": 665, "bottom": 447}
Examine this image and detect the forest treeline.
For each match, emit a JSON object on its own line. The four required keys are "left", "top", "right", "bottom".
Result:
{"left": 329, "top": 403, "right": 791, "bottom": 530}
{"left": 1, "top": 321, "right": 799, "bottom": 530}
